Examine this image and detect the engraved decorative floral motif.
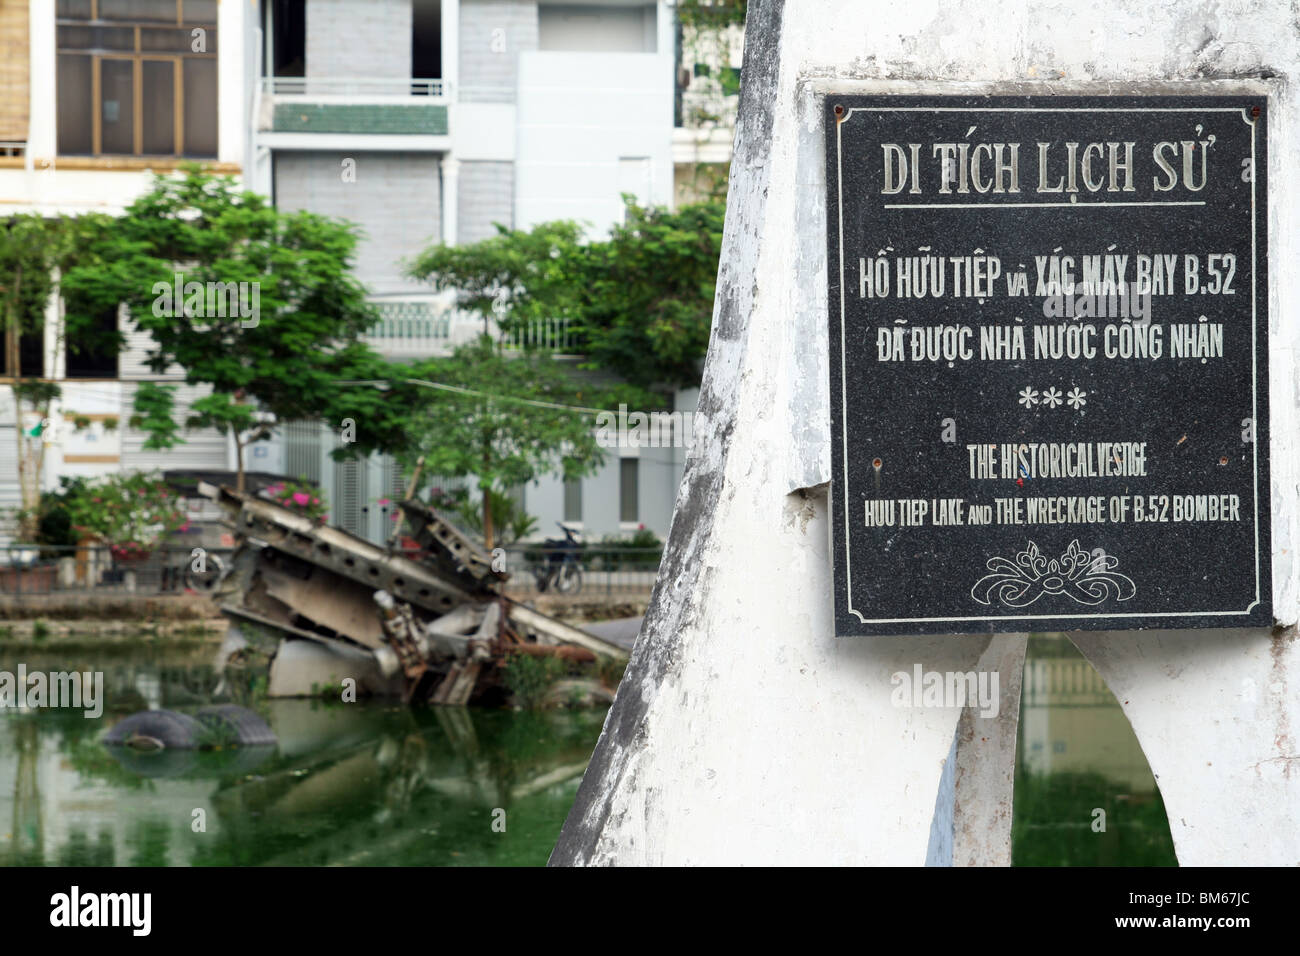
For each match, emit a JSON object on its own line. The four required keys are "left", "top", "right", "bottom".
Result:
{"left": 971, "top": 540, "right": 1136, "bottom": 608}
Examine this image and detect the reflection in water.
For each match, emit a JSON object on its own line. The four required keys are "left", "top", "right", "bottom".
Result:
{"left": 4, "top": 640, "right": 1187, "bottom": 866}
{"left": 0, "top": 648, "right": 606, "bottom": 867}
{"left": 1013, "top": 636, "right": 1177, "bottom": 866}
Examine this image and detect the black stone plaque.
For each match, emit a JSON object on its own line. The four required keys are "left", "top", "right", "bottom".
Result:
{"left": 827, "top": 95, "right": 1270, "bottom": 635}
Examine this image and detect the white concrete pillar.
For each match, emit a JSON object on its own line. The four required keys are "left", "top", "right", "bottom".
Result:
{"left": 951, "top": 634, "right": 1027, "bottom": 866}
{"left": 552, "top": 0, "right": 1300, "bottom": 867}
{"left": 251, "top": 146, "right": 274, "bottom": 199}
{"left": 217, "top": 0, "right": 247, "bottom": 167}
{"left": 42, "top": 280, "right": 62, "bottom": 381}
{"left": 926, "top": 634, "right": 1027, "bottom": 866}
{"left": 41, "top": 281, "right": 63, "bottom": 494}
{"left": 27, "top": 0, "right": 55, "bottom": 164}
{"left": 441, "top": 156, "right": 459, "bottom": 246}
{"left": 441, "top": 0, "right": 460, "bottom": 97}
{"left": 1072, "top": 629, "right": 1300, "bottom": 865}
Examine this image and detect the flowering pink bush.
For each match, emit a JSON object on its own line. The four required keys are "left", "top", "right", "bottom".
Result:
{"left": 260, "top": 479, "right": 328, "bottom": 523}
{"left": 65, "top": 471, "right": 187, "bottom": 560}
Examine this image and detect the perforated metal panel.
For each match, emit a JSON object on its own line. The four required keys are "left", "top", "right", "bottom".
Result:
{"left": 283, "top": 420, "right": 323, "bottom": 483}
{"left": 333, "top": 455, "right": 366, "bottom": 537}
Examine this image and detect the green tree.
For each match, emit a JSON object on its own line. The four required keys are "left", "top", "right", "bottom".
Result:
{"left": 571, "top": 198, "right": 723, "bottom": 391}
{"left": 430, "top": 485, "right": 539, "bottom": 547}
{"left": 402, "top": 337, "right": 605, "bottom": 548}
{"left": 128, "top": 381, "right": 182, "bottom": 450}
{"left": 677, "top": 0, "right": 747, "bottom": 29}
{"left": 409, "top": 198, "right": 724, "bottom": 397}
{"left": 406, "top": 220, "right": 584, "bottom": 334}
{"left": 61, "top": 166, "right": 418, "bottom": 491}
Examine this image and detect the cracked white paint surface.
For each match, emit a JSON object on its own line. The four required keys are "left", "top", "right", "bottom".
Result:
{"left": 551, "top": 0, "right": 1300, "bottom": 866}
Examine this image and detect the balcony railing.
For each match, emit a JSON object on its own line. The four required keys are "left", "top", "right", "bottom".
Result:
{"left": 262, "top": 77, "right": 448, "bottom": 98}
{"left": 365, "top": 299, "right": 452, "bottom": 357}
{"left": 1022, "top": 658, "right": 1115, "bottom": 708}
{"left": 361, "top": 298, "right": 578, "bottom": 358}
{"left": 501, "top": 317, "right": 575, "bottom": 353}
{"left": 362, "top": 297, "right": 487, "bottom": 357}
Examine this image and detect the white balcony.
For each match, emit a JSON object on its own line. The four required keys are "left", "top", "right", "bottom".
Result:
{"left": 261, "top": 77, "right": 449, "bottom": 100}
{"left": 363, "top": 296, "right": 468, "bottom": 358}
{"left": 500, "top": 317, "right": 576, "bottom": 354}
{"left": 361, "top": 297, "right": 578, "bottom": 359}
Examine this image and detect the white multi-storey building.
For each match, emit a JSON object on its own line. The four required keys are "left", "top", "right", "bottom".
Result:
{"left": 0, "top": 0, "right": 739, "bottom": 547}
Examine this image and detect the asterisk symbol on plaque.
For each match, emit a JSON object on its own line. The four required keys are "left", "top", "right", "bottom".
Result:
{"left": 1067, "top": 387, "right": 1088, "bottom": 410}
{"left": 1041, "top": 387, "right": 1063, "bottom": 409}
{"left": 1018, "top": 387, "right": 1040, "bottom": 409}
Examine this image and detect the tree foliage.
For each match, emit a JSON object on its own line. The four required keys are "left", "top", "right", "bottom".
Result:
{"left": 60, "top": 166, "right": 418, "bottom": 489}
{"left": 128, "top": 381, "right": 182, "bottom": 451}
{"left": 406, "top": 221, "right": 584, "bottom": 331}
{"left": 677, "top": 0, "right": 747, "bottom": 29}
{"left": 61, "top": 470, "right": 187, "bottom": 558}
{"left": 1, "top": 214, "right": 113, "bottom": 537}
{"left": 573, "top": 198, "right": 723, "bottom": 390}
{"left": 408, "top": 198, "right": 724, "bottom": 395}
{"left": 429, "top": 485, "right": 539, "bottom": 547}
{"left": 401, "top": 337, "right": 606, "bottom": 547}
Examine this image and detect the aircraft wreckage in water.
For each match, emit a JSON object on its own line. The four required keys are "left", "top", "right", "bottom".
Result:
{"left": 198, "top": 483, "right": 628, "bottom": 706}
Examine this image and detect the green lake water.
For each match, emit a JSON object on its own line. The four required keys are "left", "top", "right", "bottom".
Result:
{"left": 0, "top": 646, "right": 606, "bottom": 867}
{"left": 1, "top": 637, "right": 1177, "bottom": 866}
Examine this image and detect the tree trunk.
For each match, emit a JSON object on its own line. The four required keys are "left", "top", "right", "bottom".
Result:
{"left": 481, "top": 434, "right": 494, "bottom": 549}
{"left": 5, "top": 271, "right": 37, "bottom": 540}
{"left": 235, "top": 437, "right": 246, "bottom": 493}
{"left": 10, "top": 385, "right": 36, "bottom": 541}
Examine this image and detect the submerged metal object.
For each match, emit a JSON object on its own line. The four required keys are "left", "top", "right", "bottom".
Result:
{"left": 104, "top": 706, "right": 277, "bottom": 750}
{"left": 104, "top": 709, "right": 206, "bottom": 750}
{"left": 102, "top": 706, "right": 278, "bottom": 779}
{"left": 398, "top": 498, "right": 504, "bottom": 591}
{"left": 198, "top": 483, "right": 628, "bottom": 706}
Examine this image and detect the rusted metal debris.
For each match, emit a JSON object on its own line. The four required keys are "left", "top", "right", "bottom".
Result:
{"left": 198, "top": 483, "right": 627, "bottom": 706}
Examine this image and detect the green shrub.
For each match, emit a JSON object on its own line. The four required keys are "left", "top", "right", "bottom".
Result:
{"left": 501, "top": 654, "right": 567, "bottom": 708}
{"left": 13, "top": 476, "right": 88, "bottom": 553}
{"left": 61, "top": 471, "right": 188, "bottom": 559}
{"left": 430, "top": 486, "right": 538, "bottom": 546}
{"left": 592, "top": 528, "right": 663, "bottom": 570}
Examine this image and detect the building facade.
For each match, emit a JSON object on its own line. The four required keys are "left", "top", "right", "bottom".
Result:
{"left": 0, "top": 0, "right": 739, "bottom": 547}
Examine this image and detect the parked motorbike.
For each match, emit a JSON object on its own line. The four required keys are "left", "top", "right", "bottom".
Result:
{"left": 533, "top": 522, "right": 583, "bottom": 594}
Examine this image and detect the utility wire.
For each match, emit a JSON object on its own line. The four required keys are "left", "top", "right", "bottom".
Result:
{"left": 334, "top": 378, "right": 623, "bottom": 417}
